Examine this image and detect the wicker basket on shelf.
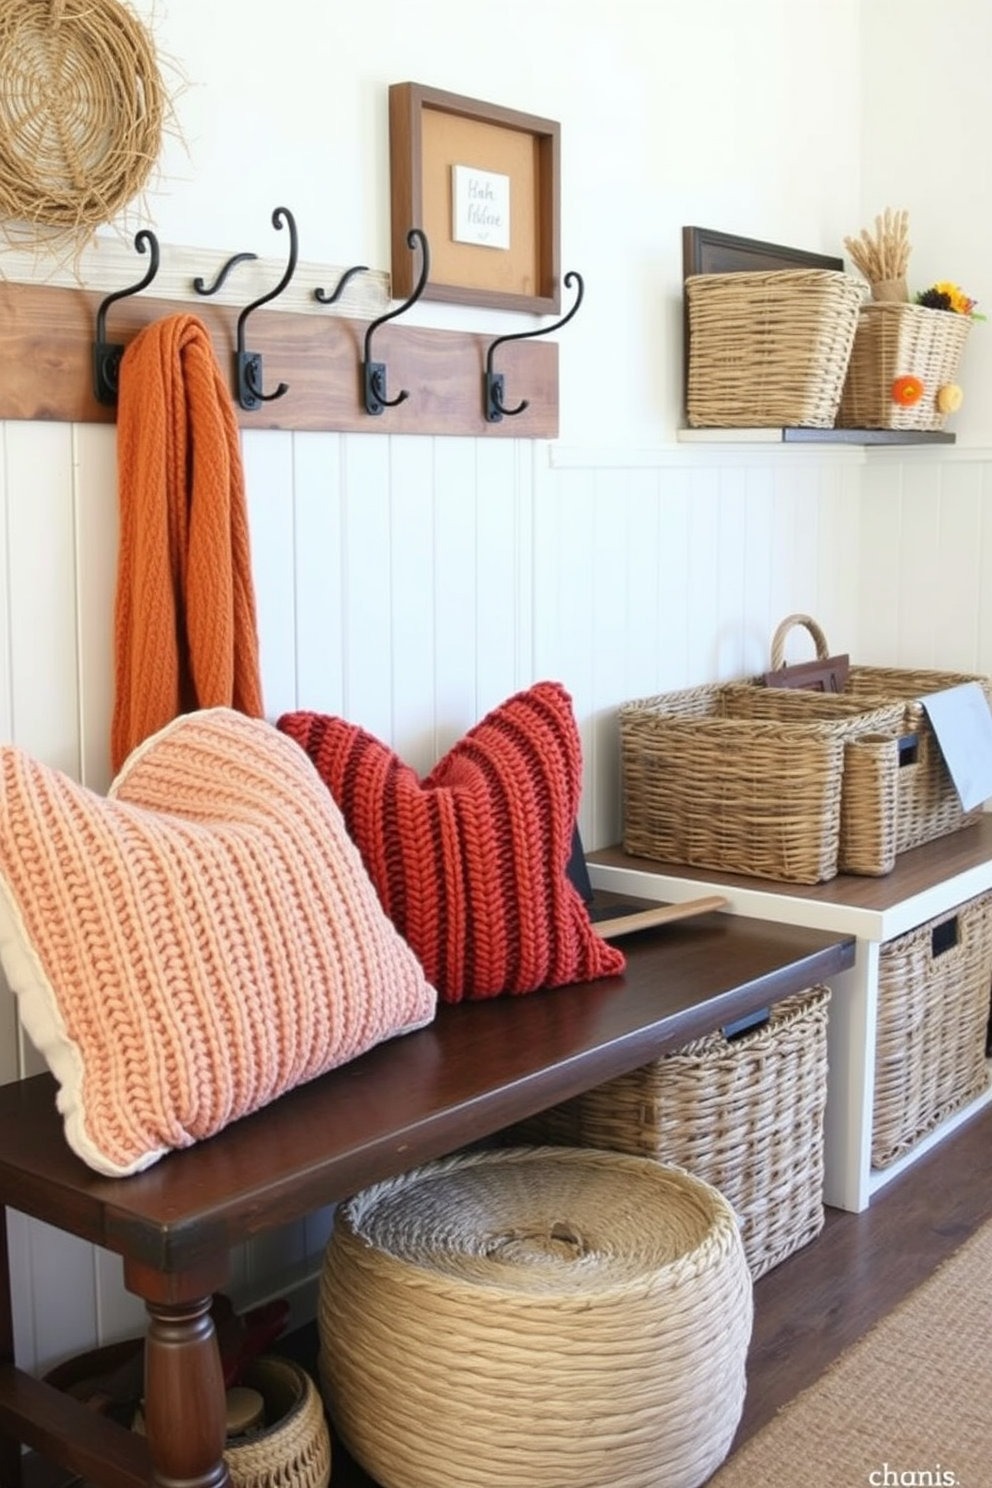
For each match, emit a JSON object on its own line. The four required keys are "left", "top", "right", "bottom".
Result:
{"left": 685, "top": 268, "right": 865, "bottom": 428}
{"left": 836, "top": 301, "right": 972, "bottom": 431}
{"left": 619, "top": 683, "right": 909, "bottom": 883}
{"left": 872, "top": 892, "right": 992, "bottom": 1168}
{"left": 766, "top": 614, "right": 992, "bottom": 854}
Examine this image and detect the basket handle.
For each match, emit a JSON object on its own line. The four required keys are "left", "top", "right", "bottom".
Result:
{"left": 770, "top": 614, "right": 831, "bottom": 669}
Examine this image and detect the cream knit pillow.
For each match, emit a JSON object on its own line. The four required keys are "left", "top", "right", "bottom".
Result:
{"left": 0, "top": 709, "right": 437, "bottom": 1176}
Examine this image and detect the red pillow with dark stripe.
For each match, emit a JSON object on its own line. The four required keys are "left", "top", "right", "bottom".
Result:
{"left": 277, "top": 681, "right": 625, "bottom": 1002}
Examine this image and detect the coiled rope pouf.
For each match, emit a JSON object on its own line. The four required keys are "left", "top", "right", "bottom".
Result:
{"left": 318, "top": 1146, "right": 753, "bottom": 1488}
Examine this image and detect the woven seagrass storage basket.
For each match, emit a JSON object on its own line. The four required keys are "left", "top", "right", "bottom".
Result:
{"left": 513, "top": 986, "right": 831, "bottom": 1279}
{"left": 685, "top": 268, "right": 865, "bottom": 427}
{"left": 620, "top": 683, "right": 910, "bottom": 883}
{"left": 767, "top": 614, "right": 992, "bottom": 855}
{"left": 836, "top": 301, "right": 972, "bottom": 431}
{"left": 319, "top": 1146, "right": 752, "bottom": 1488}
{"left": 872, "top": 892, "right": 992, "bottom": 1169}
{"left": 135, "top": 1356, "right": 331, "bottom": 1488}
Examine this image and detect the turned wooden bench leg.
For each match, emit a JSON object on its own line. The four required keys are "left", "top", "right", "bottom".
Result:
{"left": 143, "top": 1295, "right": 230, "bottom": 1488}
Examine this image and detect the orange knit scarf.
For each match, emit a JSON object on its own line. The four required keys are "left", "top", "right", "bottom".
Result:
{"left": 111, "top": 314, "right": 264, "bottom": 774}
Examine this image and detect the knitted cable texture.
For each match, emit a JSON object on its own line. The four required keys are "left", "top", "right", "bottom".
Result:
{"left": 0, "top": 709, "right": 436, "bottom": 1176}
{"left": 111, "top": 314, "right": 264, "bottom": 775}
{"left": 278, "top": 681, "right": 626, "bottom": 1002}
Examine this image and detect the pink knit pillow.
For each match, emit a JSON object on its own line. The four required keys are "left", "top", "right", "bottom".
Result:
{"left": 0, "top": 709, "right": 436, "bottom": 1176}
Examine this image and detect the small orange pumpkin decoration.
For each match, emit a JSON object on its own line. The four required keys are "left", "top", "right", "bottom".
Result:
{"left": 892, "top": 375, "right": 925, "bottom": 406}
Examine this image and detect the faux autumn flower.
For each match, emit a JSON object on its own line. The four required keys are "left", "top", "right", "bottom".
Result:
{"left": 892, "top": 375, "right": 925, "bottom": 406}
{"left": 915, "top": 281, "right": 985, "bottom": 320}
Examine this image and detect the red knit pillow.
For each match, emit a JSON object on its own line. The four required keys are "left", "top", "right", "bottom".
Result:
{"left": 277, "top": 681, "right": 625, "bottom": 1002}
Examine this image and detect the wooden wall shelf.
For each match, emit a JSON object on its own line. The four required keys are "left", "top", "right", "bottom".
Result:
{"left": 0, "top": 279, "right": 558, "bottom": 438}
{"left": 677, "top": 428, "right": 956, "bottom": 445}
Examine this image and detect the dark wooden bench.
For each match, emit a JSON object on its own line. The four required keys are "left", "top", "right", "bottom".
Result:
{"left": 0, "top": 910, "right": 853, "bottom": 1488}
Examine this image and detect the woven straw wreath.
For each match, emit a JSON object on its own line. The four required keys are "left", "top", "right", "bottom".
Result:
{"left": 0, "top": 0, "right": 166, "bottom": 235}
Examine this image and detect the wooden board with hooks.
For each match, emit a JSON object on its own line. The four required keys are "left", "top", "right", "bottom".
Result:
{"left": 0, "top": 279, "right": 559, "bottom": 437}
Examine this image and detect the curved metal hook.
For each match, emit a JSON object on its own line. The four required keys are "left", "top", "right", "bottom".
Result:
{"left": 484, "top": 270, "right": 585, "bottom": 422}
{"left": 362, "top": 227, "right": 431, "bottom": 415}
{"left": 314, "top": 263, "right": 370, "bottom": 305}
{"left": 235, "top": 206, "right": 300, "bottom": 410}
{"left": 192, "top": 252, "right": 259, "bottom": 297}
{"left": 92, "top": 229, "right": 161, "bottom": 405}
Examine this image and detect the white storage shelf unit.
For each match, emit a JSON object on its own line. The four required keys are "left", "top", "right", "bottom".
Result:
{"left": 588, "top": 817, "right": 992, "bottom": 1213}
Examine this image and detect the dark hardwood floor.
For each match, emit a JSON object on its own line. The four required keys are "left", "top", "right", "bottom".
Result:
{"left": 24, "top": 1098, "right": 992, "bottom": 1487}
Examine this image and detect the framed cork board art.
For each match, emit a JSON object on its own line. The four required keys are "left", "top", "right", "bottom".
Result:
{"left": 389, "top": 82, "right": 561, "bottom": 314}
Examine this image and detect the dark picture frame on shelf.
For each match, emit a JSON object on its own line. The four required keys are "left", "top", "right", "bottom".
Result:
{"left": 682, "top": 226, "right": 843, "bottom": 279}
{"left": 389, "top": 82, "right": 561, "bottom": 314}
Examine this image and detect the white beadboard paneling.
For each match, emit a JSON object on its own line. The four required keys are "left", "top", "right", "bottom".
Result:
{"left": 74, "top": 424, "right": 120, "bottom": 793}
{"left": 242, "top": 429, "right": 298, "bottom": 722}
{"left": 858, "top": 461, "right": 904, "bottom": 659}
{"left": 338, "top": 435, "right": 394, "bottom": 740}
{"left": 4, "top": 422, "right": 81, "bottom": 775}
{"left": 898, "top": 462, "right": 945, "bottom": 667}
{"left": 932, "top": 461, "right": 984, "bottom": 670}
{"left": 387, "top": 435, "right": 438, "bottom": 773}
{"left": 15, "top": 1215, "right": 98, "bottom": 1376}
{"left": 0, "top": 426, "right": 12, "bottom": 747}
{"left": 655, "top": 469, "right": 693, "bottom": 693}
{"left": 431, "top": 438, "right": 483, "bottom": 753}
{"left": 292, "top": 431, "right": 346, "bottom": 715}
{"left": 686, "top": 468, "right": 722, "bottom": 680}
{"left": 475, "top": 440, "right": 531, "bottom": 711}
{"left": 714, "top": 465, "right": 748, "bottom": 678}
{"left": 93, "top": 1246, "right": 149, "bottom": 1345}
{"left": 980, "top": 463, "right": 992, "bottom": 678}
{"left": 0, "top": 428, "right": 17, "bottom": 1083}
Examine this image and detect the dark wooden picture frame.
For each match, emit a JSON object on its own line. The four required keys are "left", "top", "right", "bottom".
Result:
{"left": 389, "top": 82, "right": 561, "bottom": 314}
{"left": 682, "top": 226, "right": 843, "bottom": 279}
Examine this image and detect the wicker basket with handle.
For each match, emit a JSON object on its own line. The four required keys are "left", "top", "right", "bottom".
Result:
{"left": 619, "top": 682, "right": 908, "bottom": 883}
{"left": 766, "top": 614, "right": 992, "bottom": 853}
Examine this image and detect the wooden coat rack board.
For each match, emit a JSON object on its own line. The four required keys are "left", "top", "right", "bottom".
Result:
{"left": 0, "top": 279, "right": 558, "bottom": 437}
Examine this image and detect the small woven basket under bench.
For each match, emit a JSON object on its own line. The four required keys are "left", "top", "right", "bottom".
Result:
{"left": 512, "top": 985, "right": 831, "bottom": 1280}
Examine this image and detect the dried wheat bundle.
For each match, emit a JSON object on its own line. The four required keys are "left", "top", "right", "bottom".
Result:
{"left": 844, "top": 208, "right": 911, "bottom": 302}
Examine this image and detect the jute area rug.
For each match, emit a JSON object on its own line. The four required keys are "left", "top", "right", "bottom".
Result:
{"left": 706, "top": 1220, "right": 992, "bottom": 1488}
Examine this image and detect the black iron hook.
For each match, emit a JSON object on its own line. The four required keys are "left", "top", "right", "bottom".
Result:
{"left": 92, "top": 229, "right": 161, "bottom": 405}
{"left": 196, "top": 207, "right": 300, "bottom": 411}
{"left": 484, "top": 270, "right": 585, "bottom": 422}
{"left": 314, "top": 263, "right": 370, "bottom": 305}
{"left": 362, "top": 227, "right": 430, "bottom": 415}
{"left": 192, "top": 252, "right": 259, "bottom": 296}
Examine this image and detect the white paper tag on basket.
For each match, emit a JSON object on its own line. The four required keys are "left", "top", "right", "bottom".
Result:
{"left": 920, "top": 682, "right": 992, "bottom": 812}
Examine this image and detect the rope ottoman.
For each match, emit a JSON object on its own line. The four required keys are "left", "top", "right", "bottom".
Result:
{"left": 318, "top": 1145, "right": 753, "bottom": 1488}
